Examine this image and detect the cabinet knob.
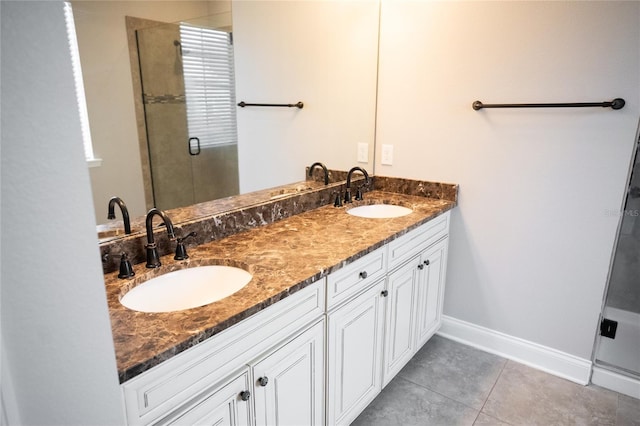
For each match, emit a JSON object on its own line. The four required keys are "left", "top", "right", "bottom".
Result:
{"left": 359, "top": 271, "right": 368, "bottom": 279}
{"left": 239, "top": 390, "right": 251, "bottom": 401}
{"left": 417, "top": 263, "right": 425, "bottom": 270}
{"left": 424, "top": 259, "right": 430, "bottom": 266}
{"left": 258, "top": 376, "right": 269, "bottom": 387}
{"left": 381, "top": 290, "right": 389, "bottom": 297}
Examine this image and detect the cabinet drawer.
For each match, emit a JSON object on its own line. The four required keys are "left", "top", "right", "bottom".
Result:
{"left": 326, "top": 246, "right": 386, "bottom": 310}
{"left": 387, "top": 211, "right": 449, "bottom": 272}
{"left": 122, "top": 280, "right": 324, "bottom": 426}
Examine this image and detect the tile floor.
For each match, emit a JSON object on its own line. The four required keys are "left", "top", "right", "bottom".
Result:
{"left": 353, "top": 335, "right": 640, "bottom": 426}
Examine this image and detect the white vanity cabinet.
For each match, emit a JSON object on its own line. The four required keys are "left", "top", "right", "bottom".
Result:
{"left": 121, "top": 211, "right": 451, "bottom": 426}
{"left": 121, "top": 280, "right": 325, "bottom": 426}
{"left": 160, "top": 320, "right": 325, "bottom": 426}
{"left": 382, "top": 212, "right": 450, "bottom": 385}
{"left": 381, "top": 235, "right": 449, "bottom": 386}
{"left": 326, "top": 211, "right": 451, "bottom": 424}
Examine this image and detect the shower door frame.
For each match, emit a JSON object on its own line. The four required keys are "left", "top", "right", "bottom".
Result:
{"left": 591, "top": 119, "right": 640, "bottom": 398}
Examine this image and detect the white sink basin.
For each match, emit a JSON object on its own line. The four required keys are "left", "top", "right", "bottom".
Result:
{"left": 347, "top": 204, "right": 413, "bottom": 219}
{"left": 120, "top": 266, "right": 253, "bottom": 313}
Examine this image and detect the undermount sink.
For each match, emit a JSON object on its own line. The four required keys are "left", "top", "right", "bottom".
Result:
{"left": 347, "top": 204, "right": 413, "bottom": 219}
{"left": 120, "top": 265, "right": 253, "bottom": 313}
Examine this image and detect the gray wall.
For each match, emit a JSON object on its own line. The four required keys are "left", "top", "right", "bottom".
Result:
{"left": 376, "top": 0, "right": 640, "bottom": 363}
{"left": 1, "top": 2, "right": 124, "bottom": 424}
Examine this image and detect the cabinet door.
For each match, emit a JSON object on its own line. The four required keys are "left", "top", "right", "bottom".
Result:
{"left": 253, "top": 320, "right": 324, "bottom": 426}
{"left": 415, "top": 238, "right": 449, "bottom": 349}
{"left": 163, "top": 370, "right": 252, "bottom": 426}
{"left": 327, "top": 279, "right": 386, "bottom": 426}
{"left": 382, "top": 258, "right": 419, "bottom": 386}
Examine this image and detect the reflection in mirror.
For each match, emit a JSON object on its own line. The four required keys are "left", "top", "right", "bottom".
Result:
{"left": 71, "top": 0, "right": 380, "bottom": 239}
{"left": 232, "top": 0, "right": 379, "bottom": 193}
{"left": 135, "top": 16, "right": 240, "bottom": 211}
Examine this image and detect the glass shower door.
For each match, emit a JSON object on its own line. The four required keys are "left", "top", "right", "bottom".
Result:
{"left": 594, "top": 131, "right": 640, "bottom": 378}
{"left": 181, "top": 23, "right": 239, "bottom": 204}
{"left": 136, "top": 18, "right": 239, "bottom": 212}
{"left": 137, "top": 22, "right": 196, "bottom": 211}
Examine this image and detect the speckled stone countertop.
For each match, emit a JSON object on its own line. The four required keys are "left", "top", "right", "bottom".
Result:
{"left": 105, "top": 182, "right": 456, "bottom": 383}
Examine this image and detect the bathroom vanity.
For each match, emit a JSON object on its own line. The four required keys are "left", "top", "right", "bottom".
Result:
{"left": 101, "top": 178, "right": 456, "bottom": 426}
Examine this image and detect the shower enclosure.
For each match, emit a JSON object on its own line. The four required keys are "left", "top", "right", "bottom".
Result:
{"left": 593, "top": 121, "right": 640, "bottom": 396}
{"left": 136, "top": 16, "right": 239, "bottom": 211}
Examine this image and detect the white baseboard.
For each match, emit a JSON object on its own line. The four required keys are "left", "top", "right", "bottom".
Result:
{"left": 437, "top": 315, "right": 592, "bottom": 385}
{"left": 591, "top": 366, "right": 640, "bottom": 399}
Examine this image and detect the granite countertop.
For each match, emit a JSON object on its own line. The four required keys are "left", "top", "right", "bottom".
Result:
{"left": 105, "top": 190, "right": 456, "bottom": 383}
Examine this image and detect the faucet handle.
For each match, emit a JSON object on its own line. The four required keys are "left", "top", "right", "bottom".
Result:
{"left": 118, "top": 252, "right": 135, "bottom": 279}
{"left": 174, "top": 232, "right": 197, "bottom": 260}
{"left": 333, "top": 190, "right": 343, "bottom": 207}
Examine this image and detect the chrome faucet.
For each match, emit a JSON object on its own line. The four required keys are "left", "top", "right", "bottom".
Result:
{"left": 345, "top": 166, "right": 370, "bottom": 203}
{"left": 107, "top": 196, "right": 131, "bottom": 234}
{"left": 308, "top": 162, "right": 329, "bottom": 185}
{"left": 144, "top": 208, "right": 176, "bottom": 268}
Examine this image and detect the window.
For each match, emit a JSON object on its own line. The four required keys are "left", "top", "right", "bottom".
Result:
{"left": 64, "top": 2, "right": 101, "bottom": 167}
{"left": 180, "top": 23, "right": 238, "bottom": 149}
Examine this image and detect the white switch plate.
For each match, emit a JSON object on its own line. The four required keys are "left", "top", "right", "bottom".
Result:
{"left": 357, "top": 143, "right": 368, "bottom": 163}
{"left": 381, "top": 144, "right": 393, "bottom": 165}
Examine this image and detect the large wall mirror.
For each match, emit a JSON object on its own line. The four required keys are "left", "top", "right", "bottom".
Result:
{"left": 72, "top": 0, "right": 380, "bottom": 230}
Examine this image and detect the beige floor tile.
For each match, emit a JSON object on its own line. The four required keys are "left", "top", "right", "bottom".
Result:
{"left": 399, "top": 335, "right": 507, "bottom": 409}
{"left": 482, "top": 361, "right": 618, "bottom": 426}
{"left": 617, "top": 394, "right": 640, "bottom": 426}
{"left": 473, "top": 412, "right": 513, "bottom": 425}
{"left": 352, "top": 376, "right": 479, "bottom": 426}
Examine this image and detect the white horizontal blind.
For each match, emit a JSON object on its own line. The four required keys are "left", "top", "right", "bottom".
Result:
{"left": 180, "top": 24, "right": 238, "bottom": 149}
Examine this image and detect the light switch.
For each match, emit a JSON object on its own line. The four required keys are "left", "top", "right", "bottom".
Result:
{"left": 381, "top": 144, "right": 393, "bottom": 165}
{"left": 357, "top": 143, "right": 369, "bottom": 163}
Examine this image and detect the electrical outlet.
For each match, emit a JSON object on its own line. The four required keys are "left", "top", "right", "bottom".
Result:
{"left": 600, "top": 318, "right": 618, "bottom": 339}
{"left": 381, "top": 144, "right": 393, "bottom": 165}
{"left": 357, "top": 143, "right": 368, "bottom": 163}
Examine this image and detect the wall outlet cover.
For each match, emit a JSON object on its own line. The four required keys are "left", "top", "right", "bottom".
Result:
{"left": 357, "top": 143, "right": 368, "bottom": 163}
{"left": 381, "top": 144, "right": 393, "bottom": 165}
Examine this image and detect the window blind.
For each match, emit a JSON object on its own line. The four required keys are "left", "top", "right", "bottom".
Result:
{"left": 180, "top": 24, "right": 238, "bottom": 149}
{"left": 64, "top": 2, "right": 101, "bottom": 166}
